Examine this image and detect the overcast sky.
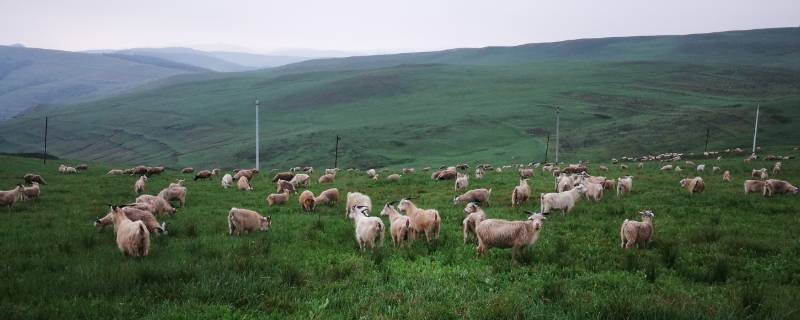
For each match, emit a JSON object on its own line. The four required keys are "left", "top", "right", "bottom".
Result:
{"left": 1, "top": 0, "right": 798, "bottom": 54}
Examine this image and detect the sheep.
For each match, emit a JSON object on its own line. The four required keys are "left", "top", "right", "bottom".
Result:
{"left": 21, "top": 182, "right": 40, "bottom": 201}
{"left": 318, "top": 173, "right": 335, "bottom": 184}
{"left": 380, "top": 203, "right": 411, "bottom": 248}
{"left": 432, "top": 167, "right": 458, "bottom": 180}
{"left": 616, "top": 176, "right": 633, "bottom": 197}
{"left": 556, "top": 174, "right": 573, "bottom": 192}
{"left": 583, "top": 181, "right": 604, "bottom": 202}
{"left": 299, "top": 190, "right": 315, "bottom": 212}
{"left": 660, "top": 164, "right": 673, "bottom": 171}
{"left": 685, "top": 160, "right": 696, "bottom": 166}
{"left": 679, "top": 177, "right": 705, "bottom": 194}
{"left": 76, "top": 164, "right": 89, "bottom": 171}
{"left": 0, "top": 185, "right": 24, "bottom": 211}
{"left": 475, "top": 211, "right": 546, "bottom": 262}
{"left": 751, "top": 168, "right": 766, "bottom": 178}
{"left": 539, "top": 184, "right": 587, "bottom": 215}
{"left": 397, "top": 199, "right": 440, "bottom": 243}
{"left": 135, "top": 195, "right": 176, "bottom": 215}
{"left": 134, "top": 175, "right": 147, "bottom": 194}
{"left": 711, "top": 166, "right": 720, "bottom": 173}
{"left": 675, "top": 166, "right": 683, "bottom": 173}
{"left": 454, "top": 188, "right": 492, "bottom": 206}
{"left": 167, "top": 179, "right": 184, "bottom": 188}
{"left": 619, "top": 164, "right": 629, "bottom": 170}
{"left": 158, "top": 185, "right": 187, "bottom": 208}
{"left": 109, "top": 206, "right": 150, "bottom": 257}
{"left": 58, "top": 164, "right": 78, "bottom": 174}
{"left": 221, "top": 174, "right": 233, "bottom": 189}
{"left": 519, "top": 168, "right": 534, "bottom": 178}
{"left": 637, "top": 162, "right": 644, "bottom": 169}
{"left": 95, "top": 206, "right": 166, "bottom": 235}
{"left": 181, "top": 167, "right": 194, "bottom": 174}
{"left": 290, "top": 174, "right": 310, "bottom": 188}
{"left": 314, "top": 188, "right": 339, "bottom": 206}
{"left": 366, "top": 169, "right": 377, "bottom": 178}
{"left": 620, "top": 210, "right": 655, "bottom": 250}
{"left": 722, "top": 170, "right": 732, "bottom": 182}
{"left": 272, "top": 172, "right": 295, "bottom": 182}
{"left": 462, "top": 202, "right": 487, "bottom": 244}
{"left": 599, "top": 165, "right": 609, "bottom": 172}
{"left": 276, "top": 179, "right": 296, "bottom": 194}
{"left": 474, "top": 167, "right": 484, "bottom": 180}
{"left": 228, "top": 208, "right": 271, "bottom": 235}
{"left": 146, "top": 166, "right": 165, "bottom": 175}
{"left": 23, "top": 174, "right": 47, "bottom": 185}
{"left": 455, "top": 172, "right": 468, "bottom": 191}
{"left": 743, "top": 180, "right": 766, "bottom": 194}
{"left": 696, "top": 164, "right": 705, "bottom": 173}
{"left": 303, "top": 166, "right": 314, "bottom": 174}
{"left": 348, "top": 205, "right": 385, "bottom": 251}
{"left": 763, "top": 179, "right": 798, "bottom": 197}
{"left": 194, "top": 170, "right": 213, "bottom": 181}
{"left": 402, "top": 168, "right": 415, "bottom": 175}
{"left": 237, "top": 176, "right": 252, "bottom": 191}
{"left": 760, "top": 170, "right": 769, "bottom": 180}
{"left": 266, "top": 191, "right": 290, "bottom": 206}
{"left": 386, "top": 174, "right": 401, "bottom": 182}
{"left": 345, "top": 192, "right": 372, "bottom": 218}
{"left": 511, "top": 178, "right": 530, "bottom": 207}
{"left": 234, "top": 169, "right": 257, "bottom": 180}
{"left": 130, "top": 166, "right": 148, "bottom": 175}
{"left": 601, "top": 179, "right": 616, "bottom": 191}
{"left": 773, "top": 162, "right": 782, "bottom": 176}
{"left": 106, "top": 169, "right": 124, "bottom": 175}
{"left": 325, "top": 168, "right": 337, "bottom": 176}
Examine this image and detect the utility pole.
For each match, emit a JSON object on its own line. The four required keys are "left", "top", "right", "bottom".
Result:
{"left": 43, "top": 116, "right": 48, "bottom": 165}
{"left": 334, "top": 135, "right": 341, "bottom": 169}
{"left": 255, "top": 98, "right": 260, "bottom": 171}
{"left": 544, "top": 134, "right": 550, "bottom": 163}
{"left": 751, "top": 104, "right": 759, "bottom": 154}
{"left": 704, "top": 128, "right": 710, "bottom": 153}
{"left": 555, "top": 106, "right": 560, "bottom": 164}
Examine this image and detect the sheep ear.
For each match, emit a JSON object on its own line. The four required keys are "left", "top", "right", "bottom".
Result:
{"left": 267, "top": 216, "right": 271, "bottom": 222}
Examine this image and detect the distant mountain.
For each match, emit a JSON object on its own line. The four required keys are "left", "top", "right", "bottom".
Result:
{"left": 0, "top": 45, "right": 207, "bottom": 120}
{"left": 87, "top": 47, "right": 313, "bottom": 72}
{"left": 206, "top": 51, "right": 309, "bottom": 68}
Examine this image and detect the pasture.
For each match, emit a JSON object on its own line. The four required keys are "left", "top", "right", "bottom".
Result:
{"left": 1, "top": 154, "right": 799, "bottom": 319}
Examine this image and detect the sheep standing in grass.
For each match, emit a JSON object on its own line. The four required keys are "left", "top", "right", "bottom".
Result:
{"left": 109, "top": 206, "right": 150, "bottom": 257}
{"left": 158, "top": 185, "right": 187, "bottom": 208}
{"left": 135, "top": 195, "right": 176, "bottom": 215}
{"left": 763, "top": 179, "right": 798, "bottom": 197}
{"left": 290, "top": 174, "right": 310, "bottom": 188}
{"left": 237, "top": 176, "right": 252, "bottom": 191}
{"left": 194, "top": 170, "right": 213, "bottom": 181}
{"left": 454, "top": 188, "right": 492, "bottom": 206}
{"left": 539, "top": 184, "right": 587, "bottom": 215}
{"left": 475, "top": 211, "right": 546, "bottom": 262}
{"left": 228, "top": 208, "right": 271, "bottom": 235}
{"left": 696, "top": 164, "right": 706, "bottom": 173}
{"left": 181, "top": 167, "right": 194, "bottom": 174}
{"left": 134, "top": 176, "right": 147, "bottom": 194}
{"left": 20, "top": 182, "right": 40, "bottom": 201}
{"left": 366, "top": 169, "right": 377, "bottom": 179}
{"left": 233, "top": 169, "right": 257, "bottom": 181}
{"left": 318, "top": 173, "right": 335, "bottom": 184}
{"left": 272, "top": 172, "right": 294, "bottom": 182}
{"left": 23, "top": 174, "right": 47, "bottom": 185}
{"left": 266, "top": 191, "right": 290, "bottom": 206}
{"left": 0, "top": 185, "right": 24, "bottom": 211}
{"left": 519, "top": 168, "right": 534, "bottom": 178}
{"left": 455, "top": 172, "right": 469, "bottom": 191}
{"left": 511, "top": 178, "right": 530, "bottom": 207}
{"left": 616, "top": 176, "right": 633, "bottom": 197}
{"left": 474, "top": 167, "right": 484, "bottom": 180}
{"left": 221, "top": 174, "right": 233, "bottom": 189}
{"left": 386, "top": 174, "right": 401, "bottom": 182}
{"left": 462, "top": 202, "right": 487, "bottom": 244}
{"left": 58, "top": 164, "right": 78, "bottom": 174}
{"left": 743, "top": 180, "right": 766, "bottom": 194}
{"left": 620, "top": 210, "right": 654, "bottom": 250}
{"left": 95, "top": 206, "right": 166, "bottom": 235}
{"left": 398, "top": 199, "right": 440, "bottom": 243}
{"left": 276, "top": 179, "right": 296, "bottom": 194}
{"left": 345, "top": 192, "right": 372, "bottom": 218}
{"left": 299, "top": 190, "right": 315, "bottom": 212}
{"left": 722, "top": 170, "right": 732, "bottom": 182}
{"left": 773, "top": 162, "right": 782, "bottom": 176}
{"left": 679, "top": 177, "right": 705, "bottom": 194}
{"left": 712, "top": 166, "right": 720, "bottom": 173}
{"left": 348, "top": 205, "right": 385, "bottom": 251}
{"left": 380, "top": 203, "right": 411, "bottom": 248}
{"left": 314, "top": 188, "right": 339, "bottom": 206}
{"left": 583, "top": 182, "right": 604, "bottom": 202}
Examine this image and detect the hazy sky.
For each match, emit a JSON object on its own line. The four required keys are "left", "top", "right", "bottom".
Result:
{"left": 1, "top": 0, "right": 798, "bottom": 54}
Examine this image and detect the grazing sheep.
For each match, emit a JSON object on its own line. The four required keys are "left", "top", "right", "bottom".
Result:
{"left": 660, "top": 164, "right": 673, "bottom": 171}
{"left": 134, "top": 175, "right": 147, "bottom": 194}
{"left": 234, "top": 169, "right": 257, "bottom": 181}
{"left": 228, "top": 208, "right": 271, "bottom": 235}
{"left": 290, "top": 174, "right": 310, "bottom": 188}
{"left": 763, "top": 179, "right": 798, "bottom": 197}
{"left": 237, "top": 176, "right": 252, "bottom": 191}
{"left": 130, "top": 166, "right": 148, "bottom": 175}
{"left": 106, "top": 169, "right": 124, "bottom": 175}
{"left": 318, "top": 173, "right": 335, "bottom": 184}
{"left": 743, "top": 180, "right": 766, "bottom": 195}
{"left": 345, "top": 192, "right": 372, "bottom": 218}
{"left": 21, "top": 182, "right": 40, "bottom": 201}
{"left": 386, "top": 174, "right": 401, "bottom": 182}
{"left": 556, "top": 174, "right": 573, "bottom": 192}
{"left": 475, "top": 211, "right": 546, "bottom": 262}
{"left": 772, "top": 162, "right": 782, "bottom": 176}
{"left": 455, "top": 172, "right": 468, "bottom": 191}
{"left": 276, "top": 179, "right": 296, "bottom": 194}
{"left": 599, "top": 165, "right": 609, "bottom": 172}
{"left": 325, "top": 168, "right": 337, "bottom": 176}
{"left": 0, "top": 185, "right": 24, "bottom": 211}
{"left": 679, "top": 177, "right": 705, "bottom": 194}
{"left": 397, "top": 199, "right": 440, "bottom": 243}
{"left": 23, "top": 174, "right": 47, "bottom": 185}
{"left": 135, "top": 195, "right": 176, "bottom": 215}
{"left": 76, "top": 164, "right": 89, "bottom": 171}
{"left": 583, "top": 182, "right": 604, "bottom": 202}
{"left": 58, "top": 164, "right": 78, "bottom": 174}
{"left": 366, "top": 169, "right": 377, "bottom": 178}
{"left": 109, "top": 206, "right": 150, "bottom": 257}
{"left": 158, "top": 186, "right": 187, "bottom": 208}
{"left": 181, "top": 167, "right": 194, "bottom": 174}
{"left": 620, "top": 210, "right": 654, "bottom": 250}
{"left": 221, "top": 174, "right": 233, "bottom": 189}
{"left": 314, "top": 188, "right": 339, "bottom": 206}
{"left": 539, "top": 184, "right": 587, "bottom": 215}
{"left": 462, "top": 202, "right": 487, "bottom": 244}
{"left": 380, "top": 203, "right": 411, "bottom": 247}
{"left": 194, "top": 170, "right": 213, "bottom": 181}
{"left": 402, "top": 168, "right": 415, "bottom": 175}
{"left": 272, "top": 172, "right": 295, "bottom": 182}
{"left": 348, "top": 205, "right": 385, "bottom": 251}
{"left": 266, "top": 191, "right": 290, "bottom": 206}
{"left": 722, "top": 170, "right": 732, "bottom": 182}
{"left": 511, "top": 178, "right": 530, "bottom": 207}
{"left": 454, "top": 188, "right": 492, "bottom": 206}
{"left": 601, "top": 179, "right": 616, "bottom": 191}
{"left": 519, "top": 168, "right": 534, "bottom": 178}
{"left": 616, "top": 176, "right": 633, "bottom": 197}
{"left": 303, "top": 166, "right": 314, "bottom": 174}
{"left": 760, "top": 170, "right": 769, "bottom": 180}
{"left": 696, "top": 164, "right": 705, "bottom": 173}
{"left": 299, "top": 190, "right": 315, "bottom": 212}
{"left": 146, "top": 166, "right": 165, "bottom": 175}
{"left": 751, "top": 168, "right": 766, "bottom": 178}
{"left": 95, "top": 206, "right": 166, "bottom": 235}
{"left": 474, "top": 167, "right": 484, "bottom": 180}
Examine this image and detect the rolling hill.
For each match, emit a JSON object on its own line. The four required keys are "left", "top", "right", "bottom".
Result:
{"left": 1, "top": 28, "right": 799, "bottom": 169}
{"left": 87, "top": 47, "right": 312, "bottom": 72}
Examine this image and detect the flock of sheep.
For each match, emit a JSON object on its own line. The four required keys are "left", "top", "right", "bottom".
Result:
{"left": 2, "top": 150, "right": 797, "bottom": 262}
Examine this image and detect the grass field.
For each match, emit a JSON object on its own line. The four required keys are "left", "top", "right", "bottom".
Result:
{"left": 1, "top": 153, "right": 799, "bottom": 319}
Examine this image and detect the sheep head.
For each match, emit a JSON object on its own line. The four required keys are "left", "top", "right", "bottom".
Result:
{"left": 639, "top": 210, "right": 654, "bottom": 218}
{"left": 463, "top": 202, "right": 480, "bottom": 214}
{"left": 259, "top": 216, "right": 272, "bottom": 231}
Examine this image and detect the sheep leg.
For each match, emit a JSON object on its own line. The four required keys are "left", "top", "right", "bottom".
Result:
{"left": 463, "top": 226, "right": 469, "bottom": 244}
{"left": 624, "top": 240, "right": 635, "bottom": 250}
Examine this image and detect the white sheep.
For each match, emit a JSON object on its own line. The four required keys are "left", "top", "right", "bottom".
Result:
{"left": 228, "top": 207, "right": 271, "bottom": 235}
{"left": 475, "top": 211, "right": 546, "bottom": 262}
{"left": 106, "top": 169, "right": 124, "bottom": 175}
{"left": 386, "top": 174, "right": 401, "bottom": 182}
{"left": 620, "top": 210, "right": 654, "bottom": 250}
{"left": 299, "top": 190, "right": 315, "bottom": 212}
{"left": 763, "top": 179, "right": 798, "bottom": 197}
{"left": 511, "top": 178, "right": 530, "bottom": 207}
{"left": 135, "top": 195, "right": 176, "bottom": 215}
{"left": 397, "top": 199, "right": 440, "bottom": 243}
{"left": 616, "top": 175, "right": 633, "bottom": 197}
{"left": 453, "top": 188, "right": 492, "bottom": 206}
{"left": 345, "top": 192, "right": 372, "bottom": 218}
{"left": 539, "top": 184, "right": 587, "bottom": 215}
{"left": 348, "top": 205, "right": 385, "bottom": 251}
{"left": 462, "top": 202, "right": 487, "bottom": 244}
{"left": 134, "top": 175, "right": 147, "bottom": 194}
{"left": 109, "top": 206, "right": 150, "bottom": 257}
{"left": 380, "top": 203, "right": 411, "bottom": 248}
{"left": 21, "top": 182, "right": 40, "bottom": 201}
{"left": 221, "top": 174, "right": 233, "bottom": 189}
{"left": 266, "top": 191, "right": 290, "bottom": 206}
{"left": 455, "top": 172, "right": 469, "bottom": 191}
{"left": 366, "top": 169, "right": 377, "bottom": 178}
{"left": 583, "top": 181, "right": 604, "bottom": 202}
{"left": 237, "top": 176, "right": 252, "bottom": 191}
{"left": 290, "top": 174, "right": 310, "bottom": 188}
{"left": 696, "top": 164, "right": 705, "bottom": 173}
{"left": 0, "top": 185, "right": 24, "bottom": 211}
{"left": 679, "top": 177, "right": 705, "bottom": 194}
{"left": 314, "top": 188, "right": 339, "bottom": 206}
{"left": 660, "top": 164, "right": 673, "bottom": 171}
{"left": 158, "top": 185, "right": 187, "bottom": 208}
{"left": 474, "top": 167, "right": 484, "bottom": 180}
{"left": 95, "top": 206, "right": 166, "bottom": 235}
{"left": 722, "top": 170, "right": 732, "bottom": 182}
{"left": 318, "top": 173, "right": 335, "bottom": 183}
{"left": 743, "top": 180, "right": 765, "bottom": 194}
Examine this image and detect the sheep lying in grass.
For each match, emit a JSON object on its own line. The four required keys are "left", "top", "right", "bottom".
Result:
{"left": 475, "top": 211, "right": 546, "bottom": 262}
{"left": 386, "top": 174, "right": 401, "bottom": 182}
{"left": 181, "top": 167, "right": 194, "bottom": 174}
{"left": 276, "top": 179, "right": 296, "bottom": 194}
{"left": 402, "top": 168, "right": 415, "bottom": 175}
{"left": 679, "top": 177, "right": 705, "bottom": 194}
{"left": 743, "top": 180, "right": 766, "bottom": 195}
{"left": 95, "top": 206, "right": 166, "bottom": 235}
{"left": 616, "top": 176, "right": 633, "bottom": 197}
{"left": 0, "top": 185, "right": 24, "bottom": 211}
{"left": 109, "top": 206, "right": 150, "bottom": 257}
{"left": 318, "top": 173, "right": 335, "bottom": 183}
{"left": 398, "top": 199, "right": 440, "bottom": 243}
{"left": 462, "top": 202, "right": 487, "bottom": 244}
{"left": 348, "top": 205, "right": 385, "bottom": 251}
{"left": 299, "top": 190, "right": 315, "bottom": 212}
{"left": 237, "top": 176, "right": 252, "bottom": 191}
{"left": 134, "top": 176, "right": 147, "bottom": 194}
{"left": 158, "top": 185, "right": 187, "bottom": 208}
{"left": 290, "top": 174, "right": 310, "bottom": 188}
{"left": 660, "top": 164, "right": 673, "bottom": 171}
{"left": 511, "top": 178, "right": 530, "bottom": 207}
{"left": 366, "top": 169, "right": 377, "bottom": 178}
{"left": 58, "top": 164, "right": 78, "bottom": 174}
{"left": 221, "top": 174, "right": 233, "bottom": 189}
{"left": 540, "top": 184, "right": 586, "bottom": 215}
{"left": 228, "top": 208, "right": 271, "bottom": 235}
{"left": 314, "top": 188, "right": 339, "bottom": 206}
{"left": 454, "top": 188, "right": 492, "bottom": 206}
{"left": 722, "top": 170, "right": 732, "bottom": 182}
{"left": 345, "top": 192, "right": 372, "bottom": 218}
{"left": 763, "top": 179, "right": 798, "bottom": 197}
{"left": 266, "top": 191, "right": 290, "bottom": 206}
{"left": 194, "top": 170, "right": 213, "bottom": 181}
{"left": 135, "top": 195, "right": 176, "bottom": 215}
{"left": 23, "top": 174, "right": 47, "bottom": 185}
{"left": 620, "top": 210, "right": 654, "bottom": 250}
{"left": 106, "top": 169, "right": 124, "bottom": 175}
{"left": 455, "top": 172, "right": 468, "bottom": 191}
{"left": 380, "top": 203, "right": 411, "bottom": 248}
